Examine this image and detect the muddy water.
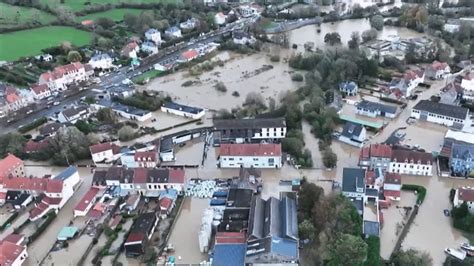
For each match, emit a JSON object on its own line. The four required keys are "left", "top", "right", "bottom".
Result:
{"left": 401, "top": 175, "right": 474, "bottom": 265}
{"left": 143, "top": 52, "right": 296, "bottom": 111}
{"left": 167, "top": 197, "right": 209, "bottom": 264}
{"left": 288, "top": 19, "right": 423, "bottom": 52}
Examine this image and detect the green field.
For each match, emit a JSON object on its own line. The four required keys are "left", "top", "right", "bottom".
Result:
{"left": 40, "top": 0, "right": 175, "bottom": 12}
{"left": 0, "top": 3, "right": 56, "bottom": 29}
{"left": 0, "top": 26, "right": 91, "bottom": 61}
{"left": 77, "top": 8, "right": 143, "bottom": 22}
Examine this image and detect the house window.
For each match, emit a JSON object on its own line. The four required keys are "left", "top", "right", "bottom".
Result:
{"left": 253, "top": 158, "right": 258, "bottom": 161}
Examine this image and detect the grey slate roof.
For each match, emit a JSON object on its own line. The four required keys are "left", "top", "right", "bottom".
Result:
{"left": 413, "top": 100, "right": 468, "bottom": 120}
{"left": 342, "top": 168, "right": 365, "bottom": 193}
{"left": 363, "top": 221, "right": 380, "bottom": 237}
{"left": 341, "top": 122, "right": 364, "bottom": 138}
{"left": 451, "top": 142, "right": 474, "bottom": 160}
{"left": 62, "top": 106, "right": 89, "bottom": 119}
{"left": 39, "top": 122, "right": 65, "bottom": 135}
{"left": 162, "top": 101, "right": 203, "bottom": 114}
{"left": 357, "top": 100, "right": 397, "bottom": 114}
{"left": 214, "top": 117, "right": 286, "bottom": 130}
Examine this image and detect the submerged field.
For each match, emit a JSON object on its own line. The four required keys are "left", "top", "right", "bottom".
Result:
{"left": 0, "top": 26, "right": 91, "bottom": 61}
{"left": 0, "top": 2, "right": 56, "bottom": 29}
{"left": 40, "top": 0, "right": 177, "bottom": 12}
{"left": 77, "top": 8, "right": 143, "bottom": 22}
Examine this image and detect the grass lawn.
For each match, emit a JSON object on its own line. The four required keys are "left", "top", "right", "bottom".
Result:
{"left": 132, "top": 69, "right": 163, "bottom": 84}
{"left": 40, "top": 0, "right": 177, "bottom": 12}
{"left": 77, "top": 8, "right": 143, "bottom": 22}
{"left": 0, "top": 26, "right": 91, "bottom": 61}
{"left": 0, "top": 3, "right": 56, "bottom": 29}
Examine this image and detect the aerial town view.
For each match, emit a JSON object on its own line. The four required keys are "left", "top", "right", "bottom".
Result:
{"left": 1, "top": 0, "right": 474, "bottom": 265}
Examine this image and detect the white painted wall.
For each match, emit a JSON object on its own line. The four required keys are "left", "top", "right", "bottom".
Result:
{"left": 219, "top": 155, "right": 282, "bottom": 168}
{"left": 388, "top": 162, "right": 432, "bottom": 176}
{"left": 161, "top": 106, "right": 205, "bottom": 119}
{"left": 411, "top": 109, "right": 466, "bottom": 127}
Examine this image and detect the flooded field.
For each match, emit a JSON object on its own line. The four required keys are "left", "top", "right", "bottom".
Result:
{"left": 144, "top": 52, "right": 296, "bottom": 111}
{"left": 167, "top": 197, "right": 209, "bottom": 264}
{"left": 288, "top": 19, "right": 423, "bottom": 52}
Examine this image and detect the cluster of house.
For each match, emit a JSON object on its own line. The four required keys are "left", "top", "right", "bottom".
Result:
{"left": 209, "top": 185, "right": 299, "bottom": 266}
{"left": 362, "top": 35, "right": 437, "bottom": 63}
{"left": 0, "top": 154, "right": 81, "bottom": 221}
{"left": 340, "top": 143, "right": 424, "bottom": 237}
{"left": 0, "top": 233, "right": 28, "bottom": 266}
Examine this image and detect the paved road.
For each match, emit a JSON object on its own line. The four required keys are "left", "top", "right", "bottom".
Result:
{"left": 0, "top": 17, "right": 252, "bottom": 134}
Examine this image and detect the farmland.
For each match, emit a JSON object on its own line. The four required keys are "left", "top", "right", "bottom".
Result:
{"left": 77, "top": 8, "right": 143, "bottom": 22}
{"left": 40, "top": 0, "right": 177, "bottom": 12}
{"left": 0, "top": 2, "right": 56, "bottom": 29}
{"left": 0, "top": 26, "right": 91, "bottom": 61}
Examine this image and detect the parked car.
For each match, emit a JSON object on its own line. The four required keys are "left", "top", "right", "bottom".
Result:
{"left": 53, "top": 101, "right": 60, "bottom": 106}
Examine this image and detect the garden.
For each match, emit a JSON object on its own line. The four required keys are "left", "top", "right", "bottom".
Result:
{"left": 39, "top": 0, "right": 177, "bottom": 12}
{"left": 0, "top": 2, "right": 56, "bottom": 30}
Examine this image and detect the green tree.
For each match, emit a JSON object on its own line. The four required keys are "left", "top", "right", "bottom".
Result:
{"left": 348, "top": 31, "right": 360, "bottom": 49}
{"left": 451, "top": 202, "right": 469, "bottom": 219}
{"left": 327, "top": 234, "right": 368, "bottom": 266}
{"left": 392, "top": 249, "right": 433, "bottom": 266}
{"left": 299, "top": 219, "right": 316, "bottom": 240}
{"left": 0, "top": 133, "right": 26, "bottom": 157}
{"left": 95, "top": 17, "right": 115, "bottom": 29}
{"left": 118, "top": 125, "right": 136, "bottom": 141}
{"left": 362, "top": 29, "right": 378, "bottom": 43}
{"left": 299, "top": 181, "right": 324, "bottom": 219}
{"left": 322, "top": 147, "right": 337, "bottom": 168}
{"left": 324, "top": 32, "right": 341, "bottom": 46}
{"left": 364, "top": 236, "right": 380, "bottom": 266}
{"left": 48, "top": 127, "right": 91, "bottom": 165}
{"left": 84, "top": 96, "right": 96, "bottom": 105}
{"left": 75, "top": 120, "right": 95, "bottom": 134}
{"left": 370, "top": 15, "right": 384, "bottom": 31}
{"left": 96, "top": 108, "right": 118, "bottom": 124}
{"left": 124, "top": 13, "right": 138, "bottom": 30}
{"left": 67, "top": 50, "right": 82, "bottom": 63}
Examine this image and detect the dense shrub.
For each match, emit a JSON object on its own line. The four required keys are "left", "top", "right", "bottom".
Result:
{"left": 18, "top": 117, "right": 47, "bottom": 133}
{"left": 401, "top": 184, "right": 427, "bottom": 204}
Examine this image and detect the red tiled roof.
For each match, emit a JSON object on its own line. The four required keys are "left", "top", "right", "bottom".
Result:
{"left": 74, "top": 187, "right": 100, "bottom": 212}
{"left": 369, "top": 144, "right": 392, "bottom": 158}
{"left": 181, "top": 49, "right": 198, "bottom": 60}
{"left": 81, "top": 20, "right": 94, "bottom": 25}
{"left": 133, "top": 168, "right": 148, "bottom": 184}
{"left": 384, "top": 173, "right": 401, "bottom": 184}
{"left": 29, "top": 202, "right": 49, "bottom": 219}
{"left": 31, "top": 84, "right": 49, "bottom": 95}
{"left": 384, "top": 190, "right": 401, "bottom": 198}
{"left": 365, "top": 171, "right": 376, "bottom": 186}
{"left": 391, "top": 150, "right": 432, "bottom": 164}
{"left": 109, "top": 215, "right": 122, "bottom": 229}
{"left": 23, "top": 139, "right": 50, "bottom": 153}
{"left": 2, "top": 234, "right": 24, "bottom": 245}
{"left": 219, "top": 143, "right": 282, "bottom": 157}
{"left": 160, "top": 197, "right": 173, "bottom": 210}
{"left": 359, "top": 147, "right": 370, "bottom": 160}
{"left": 5, "top": 93, "right": 20, "bottom": 104}
{"left": 0, "top": 154, "right": 23, "bottom": 182}
{"left": 89, "top": 142, "right": 114, "bottom": 154}
{"left": 42, "top": 196, "right": 62, "bottom": 205}
{"left": 40, "top": 62, "right": 84, "bottom": 82}
{"left": 169, "top": 169, "right": 185, "bottom": 184}
{"left": 458, "top": 187, "right": 474, "bottom": 202}
{"left": 126, "top": 232, "right": 145, "bottom": 243}
{"left": 215, "top": 231, "right": 246, "bottom": 244}
{"left": 0, "top": 241, "right": 25, "bottom": 265}
{"left": 3, "top": 177, "right": 63, "bottom": 194}
{"left": 134, "top": 151, "right": 157, "bottom": 162}
{"left": 0, "top": 192, "right": 6, "bottom": 200}
{"left": 431, "top": 61, "right": 449, "bottom": 71}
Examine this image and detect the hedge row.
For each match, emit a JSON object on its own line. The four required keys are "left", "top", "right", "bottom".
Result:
{"left": 29, "top": 211, "right": 57, "bottom": 242}
{"left": 401, "top": 184, "right": 427, "bottom": 204}
{"left": 0, "top": 212, "right": 19, "bottom": 231}
{"left": 364, "top": 236, "right": 381, "bottom": 266}
{"left": 19, "top": 117, "right": 48, "bottom": 134}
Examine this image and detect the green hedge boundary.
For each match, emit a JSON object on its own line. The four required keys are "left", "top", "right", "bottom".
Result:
{"left": 19, "top": 117, "right": 47, "bottom": 133}
{"left": 0, "top": 212, "right": 19, "bottom": 231}
{"left": 401, "top": 184, "right": 427, "bottom": 204}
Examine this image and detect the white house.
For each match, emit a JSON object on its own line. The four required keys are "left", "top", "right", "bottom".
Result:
{"left": 145, "top": 28, "right": 162, "bottom": 44}
{"left": 38, "top": 62, "right": 88, "bottom": 91}
{"left": 161, "top": 101, "right": 205, "bottom": 119}
{"left": 73, "top": 187, "right": 100, "bottom": 217}
{"left": 444, "top": 19, "right": 461, "bottom": 33}
{"left": 461, "top": 73, "right": 474, "bottom": 93}
{"left": 388, "top": 150, "right": 433, "bottom": 176}
{"left": 214, "top": 12, "right": 226, "bottom": 25}
{"left": 425, "top": 61, "right": 451, "bottom": 80}
{"left": 35, "top": 53, "right": 53, "bottom": 62}
{"left": 341, "top": 168, "right": 366, "bottom": 199}
{"left": 30, "top": 84, "right": 51, "bottom": 100}
{"left": 179, "top": 18, "right": 198, "bottom": 30}
{"left": 339, "top": 81, "right": 358, "bottom": 96}
{"left": 121, "top": 42, "right": 139, "bottom": 59}
{"left": 58, "top": 106, "right": 90, "bottom": 124}
{"left": 383, "top": 173, "right": 401, "bottom": 201}
{"left": 411, "top": 100, "right": 469, "bottom": 127}
{"left": 339, "top": 122, "right": 366, "bottom": 148}
{"left": 218, "top": 143, "right": 282, "bottom": 168}
{"left": 90, "top": 142, "right": 121, "bottom": 164}
{"left": 233, "top": 31, "right": 256, "bottom": 45}
{"left": 159, "top": 138, "right": 174, "bottom": 162}
{"left": 390, "top": 70, "right": 425, "bottom": 97}
{"left": 88, "top": 53, "right": 114, "bottom": 70}
{"left": 121, "top": 150, "right": 159, "bottom": 168}
{"left": 356, "top": 100, "right": 397, "bottom": 119}
{"left": 93, "top": 100, "right": 152, "bottom": 122}
{"left": 141, "top": 41, "right": 159, "bottom": 55}
{"left": 0, "top": 236, "right": 28, "bottom": 266}
{"left": 213, "top": 117, "right": 286, "bottom": 144}
{"left": 454, "top": 187, "right": 474, "bottom": 213}
{"left": 164, "top": 26, "right": 182, "bottom": 38}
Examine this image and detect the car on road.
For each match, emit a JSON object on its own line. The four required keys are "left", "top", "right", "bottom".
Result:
{"left": 26, "top": 110, "right": 33, "bottom": 114}
{"left": 53, "top": 101, "right": 60, "bottom": 106}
